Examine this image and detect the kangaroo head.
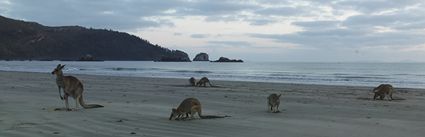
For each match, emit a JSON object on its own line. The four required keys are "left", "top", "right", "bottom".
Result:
{"left": 372, "top": 86, "right": 381, "bottom": 93}
{"left": 169, "top": 108, "right": 178, "bottom": 120}
{"left": 189, "top": 77, "right": 196, "bottom": 83}
{"left": 51, "top": 64, "right": 65, "bottom": 75}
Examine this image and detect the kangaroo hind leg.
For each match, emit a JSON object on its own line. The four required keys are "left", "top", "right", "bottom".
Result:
{"left": 64, "top": 94, "right": 70, "bottom": 111}
{"left": 387, "top": 93, "right": 392, "bottom": 101}
{"left": 276, "top": 104, "right": 280, "bottom": 112}
{"left": 76, "top": 95, "right": 82, "bottom": 109}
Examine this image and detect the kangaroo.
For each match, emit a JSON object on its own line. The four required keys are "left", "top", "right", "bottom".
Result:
{"left": 51, "top": 64, "right": 104, "bottom": 110}
{"left": 267, "top": 94, "right": 281, "bottom": 113}
{"left": 373, "top": 84, "right": 394, "bottom": 101}
{"left": 169, "top": 98, "right": 229, "bottom": 120}
{"left": 189, "top": 77, "right": 196, "bottom": 86}
{"left": 169, "top": 98, "right": 202, "bottom": 120}
{"left": 196, "top": 77, "right": 213, "bottom": 87}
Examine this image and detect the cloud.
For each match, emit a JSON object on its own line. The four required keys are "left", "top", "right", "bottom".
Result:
{"left": 252, "top": 28, "right": 425, "bottom": 48}
{"left": 3, "top": 0, "right": 183, "bottom": 30}
{"left": 3, "top": 0, "right": 270, "bottom": 29}
{"left": 255, "top": 6, "right": 306, "bottom": 16}
{"left": 0, "top": 0, "right": 319, "bottom": 30}
{"left": 250, "top": 0, "right": 425, "bottom": 50}
{"left": 4, "top": 0, "right": 424, "bottom": 30}
{"left": 292, "top": 20, "right": 341, "bottom": 30}
{"left": 2, "top": 0, "right": 425, "bottom": 62}
{"left": 173, "top": 32, "right": 183, "bottom": 36}
{"left": 190, "top": 34, "right": 210, "bottom": 38}
{"left": 342, "top": 9, "right": 425, "bottom": 30}
{"left": 334, "top": 0, "right": 422, "bottom": 14}
{"left": 175, "top": 0, "right": 257, "bottom": 16}
{"left": 247, "top": 18, "right": 277, "bottom": 26}
{"left": 0, "top": 0, "right": 11, "bottom": 14}
{"left": 207, "top": 41, "right": 252, "bottom": 47}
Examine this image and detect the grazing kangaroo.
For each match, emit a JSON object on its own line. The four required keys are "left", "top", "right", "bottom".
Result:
{"left": 169, "top": 98, "right": 229, "bottom": 120}
{"left": 169, "top": 98, "right": 202, "bottom": 120}
{"left": 267, "top": 94, "right": 281, "bottom": 113}
{"left": 373, "top": 84, "right": 394, "bottom": 101}
{"left": 52, "top": 64, "right": 104, "bottom": 110}
{"left": 196, "top": 77, "right": 213, "bottom": 87}
{"left": 189, "top": 77, "right": 196, "bottom": 86}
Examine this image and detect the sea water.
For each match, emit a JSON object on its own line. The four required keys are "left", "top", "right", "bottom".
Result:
{"left": 1, "top": 61, "right": 424, "bottom": 89}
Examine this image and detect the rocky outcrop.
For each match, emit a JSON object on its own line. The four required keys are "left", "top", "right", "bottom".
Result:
{"left": 193, "top": 52, "right": 209, "bottom": 61}
{"left": 156, "top": 50, "right": 191, "bottom": 62}
{"left": 211, "top": 57, "right": 243, "bottom": 62}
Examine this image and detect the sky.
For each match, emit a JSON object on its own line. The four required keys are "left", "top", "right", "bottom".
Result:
{"left": 1, "top": 0, "right": 425, "bottom": 62}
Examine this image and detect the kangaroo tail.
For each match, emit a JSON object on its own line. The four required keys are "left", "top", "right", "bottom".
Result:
{"left": 78, "top": 95, "right": 104, "bottom": 109}
{"left": 200, "top": 115, "right": 231, "bottom": 119}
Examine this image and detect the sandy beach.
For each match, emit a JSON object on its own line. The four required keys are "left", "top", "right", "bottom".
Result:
{"left": 1, "top": 71, "right": 424, "bottom": 137}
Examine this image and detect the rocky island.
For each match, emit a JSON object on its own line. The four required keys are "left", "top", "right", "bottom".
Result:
{"left": 211, "top": 57, "right": 243, "bottom": 62}
{"left": 193, "top": 52, "right": 209, "bottom": 61}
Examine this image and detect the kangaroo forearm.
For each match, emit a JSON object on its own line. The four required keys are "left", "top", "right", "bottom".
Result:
{"left": 58, "top": 87, "right": 63, "bottom": 99}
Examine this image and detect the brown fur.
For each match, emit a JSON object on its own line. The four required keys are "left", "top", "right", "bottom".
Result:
{"left": 267, "top": 94, "right": 281, "bottom": 112}
{"left": 169, "top": 98, "right": 202, "bottom": 120}
{"left": 189, "top": 77, "right": 196, "bottom": 86}
{"left": 196, "top": 77, "right": 212, "bottom": 87}
{"left": 373, "top": 84, "right": 394, "bottom": 101}
{"left": 52, "top": 64, "right": 104, "bottom": 110}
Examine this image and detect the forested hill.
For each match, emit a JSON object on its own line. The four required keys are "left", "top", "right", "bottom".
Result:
{"left": 0, "top": 15, "right": 190, "bottom": 61}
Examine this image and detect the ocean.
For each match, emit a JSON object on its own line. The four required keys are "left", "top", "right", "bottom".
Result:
{"left": 1, "top": 61, "right": 425, "bottom": 89}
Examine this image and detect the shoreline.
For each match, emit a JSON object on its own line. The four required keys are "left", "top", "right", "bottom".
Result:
{"left": 1, "top": 70, "right": 424, "bottom": 91}
{"left": 1, "top": 71, "right": 425, "bottom": 137}
{"left": 1, "top": 61, "right": 425, "bottom": 89}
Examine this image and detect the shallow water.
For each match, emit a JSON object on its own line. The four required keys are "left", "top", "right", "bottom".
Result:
{"left": 1, "top": 61, "right": 425, "bottom": 89}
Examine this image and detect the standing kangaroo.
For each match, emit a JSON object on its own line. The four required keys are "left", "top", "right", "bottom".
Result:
{"left": 267, "top": 94, "right": 281, "bottom": 113}
{"left": 52, "top": 64, "right": 104, "bottom": 110}
{"left": 196, "top": 77, "right": 213, "bottom": 87}
{"left": 169, "top": 98, "right": 229, "bottom": 120}
{"left": 373, "top": 84, "right": 394, "bottom": 101}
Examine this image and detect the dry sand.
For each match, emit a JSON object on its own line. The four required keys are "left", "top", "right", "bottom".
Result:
{"left": 1, "top": 71, "right": 424, "bottom": 137}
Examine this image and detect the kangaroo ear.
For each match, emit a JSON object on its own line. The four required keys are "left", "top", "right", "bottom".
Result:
{"left": 56, "top": 64, "right": 61, "bottom": 68}
{"left": 278, "top": 94, "right": 282, "bottom": 97}
{"left": 60, "top": 65, "right": 65, "bottom": 69}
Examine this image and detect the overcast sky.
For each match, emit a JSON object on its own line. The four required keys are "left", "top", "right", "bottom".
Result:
{"left": 1, "top": 0, "right": 425, "bottom": 62}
